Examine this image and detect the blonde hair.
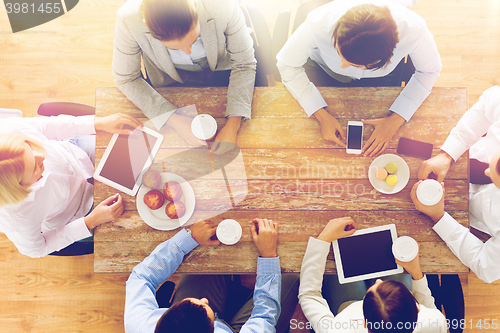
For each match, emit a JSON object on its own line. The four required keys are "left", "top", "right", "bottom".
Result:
{"left": 142, "top": 0, "right": 198, "bottom": 41}
{"left": 0, "top": 134, "right": 46, "bottom": 206}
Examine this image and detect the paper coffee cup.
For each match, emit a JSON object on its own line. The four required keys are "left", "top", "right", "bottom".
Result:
{"left": 191, "top": 114, "right": 217, "bottom": 140}
{"left": 392, "top": 236, "right": 419, "bottom": 262}
{"left": 216, "top": 219, "right": 242, "bottom": 245}
{"left": 416, "top": 179, "right": 443, "bottom": 206}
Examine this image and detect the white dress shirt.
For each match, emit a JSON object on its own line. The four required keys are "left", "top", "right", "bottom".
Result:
{"left": 434, "top": 86, "right": 500, "bottom": 283}
{"left": 0, "top": 115, "right": 96, "bottom": 258}
{"left": 299, "top": 237, "right": 446, "bottom": 333}
{"left": 276, "top": 0, "right": 441, "bottom": 121}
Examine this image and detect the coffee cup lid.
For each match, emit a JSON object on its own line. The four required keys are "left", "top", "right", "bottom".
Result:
{"left": 416, "top": 179, "right": 443, "bottom": 206}
{"left": 392, "top": 236, "right": 418, "bottom": 262}
{"left": 191, "top": 114, "right": 217, "bottom": 140}
{"left": 216, "top": 219, "right": 242, "bottom": 245}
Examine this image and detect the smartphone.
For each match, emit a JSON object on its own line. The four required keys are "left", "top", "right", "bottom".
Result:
{"left": 346, "top": 121, "right": 363, "bottom": 154}
{"left": 397, "top": 137, "right": 433, "bottom": 159}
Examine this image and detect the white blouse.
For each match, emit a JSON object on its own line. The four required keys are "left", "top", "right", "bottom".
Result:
{"left": 0, "top": 115, "right": 96, "bottom": 257}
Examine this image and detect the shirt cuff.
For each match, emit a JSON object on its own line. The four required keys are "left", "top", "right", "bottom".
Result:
{"left": 440, "top": 137, "right": 468, "bottom": 161}
{"left": 304, "top": 96, "right": 328, "bottom": 117}
{"left": 77, "top": 115, "right": 97, "bottom": 135}
{"left": 412, "top": 274, "right": 429, "bottom": 287}
{"left": 171, "top": 228, "right": 199, "bottom": 254}
{"left": 70, "top": 217, "right": 93, "bottom": 240}
{"left": 312, "top": 236, "right": 332, "bottom": 247}
{"left": 388, "top": 95, "right": 418, "bottom": 122}
{"left": 432, "top": 212, "right": 458, "bottom": 242}
{"left": 257, "top": 257, "right": 281, "bottom": 275}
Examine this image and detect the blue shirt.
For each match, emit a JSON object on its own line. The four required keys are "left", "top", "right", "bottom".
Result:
{"left": 124, "top": 229, "right": 282, "bottom": 333}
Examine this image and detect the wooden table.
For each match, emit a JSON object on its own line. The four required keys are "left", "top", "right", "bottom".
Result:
{"left": 94, "top": 86, "right": 469, "bottom": 274}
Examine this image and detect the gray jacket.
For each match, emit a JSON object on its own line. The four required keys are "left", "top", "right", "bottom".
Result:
{"left": 112, "top": 0, "right": 256, "bottom": 129}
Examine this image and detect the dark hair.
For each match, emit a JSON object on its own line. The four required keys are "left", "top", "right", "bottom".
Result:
{"left": 333, "top": 4, "right": 398, "bottom": 70}
{"left": 495, "top": 156, "right": 500, "bottom": 179}
{"left": 363, "top": 280, "right": 419, "bottom": 333}
{"left": 142, "top": 0, "right": 198, "bottom": 41}
{"left": 155, "top": 299, "right": 214, "bottom": 333}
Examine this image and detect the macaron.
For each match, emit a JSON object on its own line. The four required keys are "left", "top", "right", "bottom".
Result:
{"left": 386, "top": 174, "right": 398, "bottom": 186}
{"left": 376, "top": 168, "right": 388, "bottom": 181}
{"left": 385, "top": 162, "right": 398, "bottom": 174}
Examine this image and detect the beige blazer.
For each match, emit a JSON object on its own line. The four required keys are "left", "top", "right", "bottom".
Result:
{"left": 112, "top": 0, "right": 256, "bottom": 130}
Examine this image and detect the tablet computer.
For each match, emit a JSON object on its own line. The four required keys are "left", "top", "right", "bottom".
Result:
{"left": 332, "top": 224, "right": 403, "bottom": 284}
{"left": 94, "top": 125, "right": 164, "bottom": 196}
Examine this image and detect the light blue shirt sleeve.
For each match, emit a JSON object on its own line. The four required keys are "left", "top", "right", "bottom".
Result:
{"left": 124, "top": 229, "right": 198, "bottom": 333}
{"left": 240, "top": 257, "right": 282, "bottom": 333}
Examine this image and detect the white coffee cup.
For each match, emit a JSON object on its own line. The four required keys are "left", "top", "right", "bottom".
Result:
{"left": 191, "top": 114, "right": 217, "bottom": 140}
{"left": 392, "top": 236, "right": 419, "bottom": 262}
{"left": 216, "top": 219, "right": 242, "bottom": 245}
{"left": 416, "top": 179, "right": 443, "bottom": 206}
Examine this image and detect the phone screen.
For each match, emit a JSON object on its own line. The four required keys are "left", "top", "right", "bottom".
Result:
{"left": 397, "top": 137, "right": 433, "bottom": 160}
{"left": 347, "top": 125, "right": 363, "bottom": 150}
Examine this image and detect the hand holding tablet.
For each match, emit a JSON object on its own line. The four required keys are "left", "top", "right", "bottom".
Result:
{"left": 331, "top": 223, "right": 404, "bottom": 284}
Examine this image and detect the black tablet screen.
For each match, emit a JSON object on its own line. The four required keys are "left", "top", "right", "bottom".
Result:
{"left": 337, "top": 230, "right": 396, "bottom": 278}
{"left": 99, "top": 126, "right": 159, "bottom": 191}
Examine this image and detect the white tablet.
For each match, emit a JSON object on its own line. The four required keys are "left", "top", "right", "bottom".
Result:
{"left": 332, "top": 224, "right": 403, "bottom": 284}
{"left": 94, "top": 125, "right": 164, "bottom": 196}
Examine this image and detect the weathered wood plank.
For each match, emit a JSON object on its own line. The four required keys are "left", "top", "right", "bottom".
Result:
{"left": 94, "top": 240, "right": 468, "bottom": 274}
{"left": 94, "top": 210, "right": 468, "bottom": 243}
{"left": 96, "top": 87, "right": 468, "bottom": 119}
{"left": 95, "top": 147, "right": 467, "bottom": 180}
{"left": 96, "top": 117, "right": 462, "bottom": 149}
{"left": 94, "top": 179, "right": 469, "bottom": 212}
{"left": 94, "top": 87, "right": 469, "bottom": 274}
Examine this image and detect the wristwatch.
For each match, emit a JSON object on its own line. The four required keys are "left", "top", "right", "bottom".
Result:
{"left": 185, "top": 228, "right": 192, "bottom": 237}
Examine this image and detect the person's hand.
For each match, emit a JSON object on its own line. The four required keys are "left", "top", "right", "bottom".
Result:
{"left": 418, "top": 152, "right": 453, "bottom": 182}
{"left": 251, "top": 219, "right": 278, "bottom": 258}
{"left": 314, "top": 107, "right": 346, "bottom": 147}
{"left": 395, "top": 242, "right": 424, "bottom": 280}
{"left": 362, "top": 113, "right": 405, "bottom": 157}
{"left": 189, "top": 220, "right": 220, "bottom": 246}
{"left": 317, "top": 217, "right": 357, "bottom": 243}
{"left": 211, "top": 116, "right": 241, "bottom": 155}
{"left": 165, "top": 113, "right": 206, "bottom": 146}
{"left": 410, "top": 181, "right": 446, "bottom": 222}
{"left": 94, "top": 114, "right": 143, "bottom": 134}
{"left": 84, "top": 193, "right": 123, "bottom": 230}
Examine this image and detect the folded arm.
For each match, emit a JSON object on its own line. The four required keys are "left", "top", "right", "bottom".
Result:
{"left": 112, "top": 11, "right": 177, "bottom": 130}
{"left": 299, "top": 237, "right": 337, "bottom": 333}
{"left": 223, "top": 0, "right": 256, "bottom": 119}
{"left": 434, "top": 213, "right": 500, "bottom": 283}
{"left": 440, "top": 86, "right": 500, "bottom": 161}
{"left": 277, "top": 20, "right": 328, "bottom": 117}
{"left": 388, "top": 25, "right": 442, "bottom": 121}
{"left": 241, "top": 257, "right": 282, "bottom": 332}
{"left": 125, "top": 230, "right": 198, "bottom": 332}
{"left": 4, "top": 215, "right": 91, "bottom": 258}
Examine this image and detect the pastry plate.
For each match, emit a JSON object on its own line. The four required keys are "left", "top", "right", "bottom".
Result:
{"left": 136, "top": 172, "right": 195, "bottom": 230}
{"left": 368, "top": 154, "right": 410, "bottom": 194}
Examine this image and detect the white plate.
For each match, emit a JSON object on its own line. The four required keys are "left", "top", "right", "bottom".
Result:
{"left": 136, "top": 172, "right": 195, "bottom": 230}
{"left": 368, "top": 154, "right": 410, "bottom": 194}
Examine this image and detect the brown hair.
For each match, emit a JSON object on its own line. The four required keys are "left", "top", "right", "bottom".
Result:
{"left": 333, "top": 4, "right": 398, "bottom": 70}
{"left": 0, "top": 133, "right": 46, "bottom": 206}
{"left": 363, "top": 280, "right": 419, "bottom": 332}
{"left": 142, "top": 0, "right": 198, "bottom": 41}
